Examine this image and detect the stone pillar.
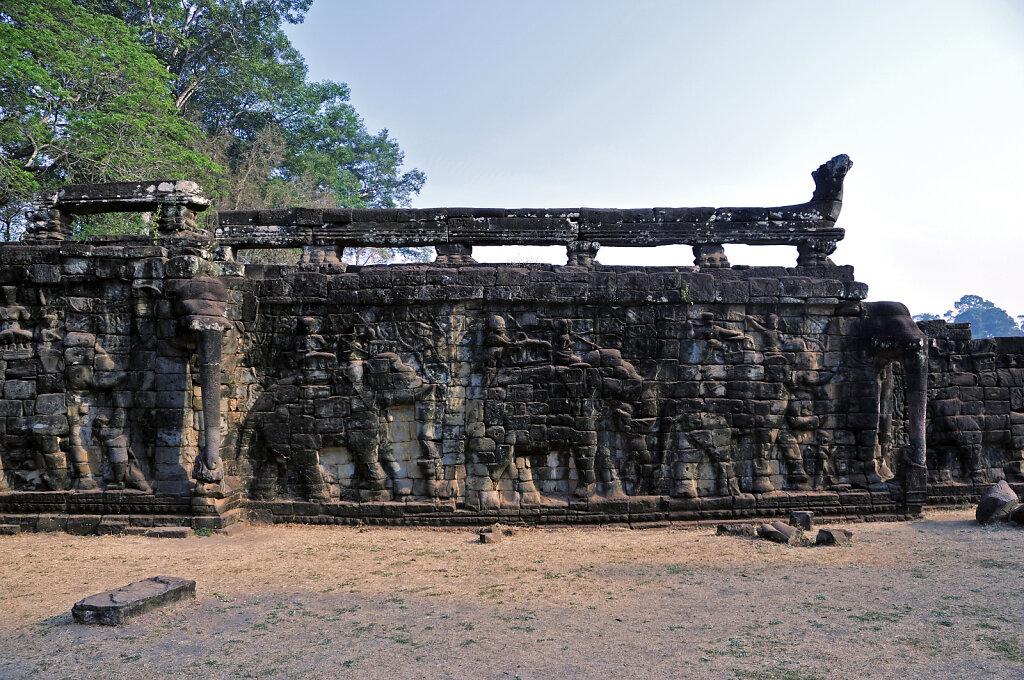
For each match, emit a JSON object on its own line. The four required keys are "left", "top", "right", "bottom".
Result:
{"left": 566, "top": 240, "right": 600, "bottom": 267}
{"left": 693, "top": 243, "right": 729, "bottom": 268}
{"left": 299, "top": 244, "right": 346, "bottom": 270}
{"left": 797, "top": 239, "right": 838, "bottom": 267}
{"left": 435, "top": 243, "right": 475, "bottom": 265}
{"left": 23, "top": 192, "right": 72, "bottom": 241}
{"left": 862, "top": 301, "right": 928, "bottom": 514}
{"left": 156, "top": 198, "right": 201, "bottom": 236}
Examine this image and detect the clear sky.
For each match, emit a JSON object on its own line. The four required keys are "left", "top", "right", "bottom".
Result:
{"left": 287, "top": 0, "right": 1024, "bottom": 319}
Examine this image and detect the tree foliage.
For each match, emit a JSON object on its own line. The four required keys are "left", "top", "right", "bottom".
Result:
{"left": 75, "top": 0, "right": 425, "bottom": 214}
{"left": 2, "top": 0, "right": 425, "bottom": 251}
{"left": 914, "top": 295, "right": 1024, "bottom": 339}
{"left": 0, "top": 0, "right": 217, "bottom": 239}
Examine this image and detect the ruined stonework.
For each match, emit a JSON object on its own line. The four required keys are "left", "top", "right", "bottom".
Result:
{"left": 0, "top": 159, "right": 1018, "bottom": 532}
{"left": 918, "top": 321, "right": 1024, "bottom": 503}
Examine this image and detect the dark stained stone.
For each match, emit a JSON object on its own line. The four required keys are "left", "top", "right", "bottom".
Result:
{"left": 789, "top": 511, "right": 815, "bottom": 530}
{"left": 976, "top": 481, "right": 1019, "bottom": 525}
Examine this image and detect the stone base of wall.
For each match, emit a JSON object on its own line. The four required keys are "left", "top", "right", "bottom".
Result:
{"left": 5, "top": 483, "right": 1015, "bottom": 534}
{"left": 0, "top": 490, "right": 244, "bottom": 534}
{"left": 926, "top": 481, "right": 1024, "bottom": 508}
{"left": 245, "top": 489, "right": 912, "bottom": 527}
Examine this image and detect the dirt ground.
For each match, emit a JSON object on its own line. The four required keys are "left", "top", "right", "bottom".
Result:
{"left": 0, "top": 509, "right": 1022, "bottom": 680}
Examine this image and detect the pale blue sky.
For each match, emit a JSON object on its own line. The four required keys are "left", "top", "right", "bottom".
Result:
{"left": 288, "top": 0, "right": 1024, "bottom": 319}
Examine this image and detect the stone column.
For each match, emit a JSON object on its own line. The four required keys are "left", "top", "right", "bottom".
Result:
{"left": 299, "top": 245, "right": 346, "bottom": 270}
{"left": 902, "top": 347, "right": 929, "bottom": 512}
{"left": 693, "top": 244, "right": 729, "bottom": 268}
{"left": 156, "top": 198, "right": 201, "bottom": 236}
{"left": 23, "top": 192, "right": 72, "bottom": 241}
{"left": 566, "top": 240, "right": 600, "bottom": 267}
{"left": 796, "top": 239, "right": 838, "bottom": 267}
{"left": 435, "top": 243, "right": 475, "bottom": 265}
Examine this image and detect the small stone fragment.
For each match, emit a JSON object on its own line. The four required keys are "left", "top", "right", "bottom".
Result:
{"left": 815, "top": 527, "right": 853, "bottom": 545}
{"left": 72, "top": 576, "right": 196, "bottom": 625}
{"left": 479, "top": 524, "right": 503, "bottom": 544}
{"left": 976, "top": 481, "right": 1019, "bottom": 525}
{"left": 789, "top": 511, "right": 815, "bottom": 531}
{"left": 757, "top": 521, "right": 802, "bottom": 545}
{"left": 716, "top": 523, "right": 756, "bottom": 537}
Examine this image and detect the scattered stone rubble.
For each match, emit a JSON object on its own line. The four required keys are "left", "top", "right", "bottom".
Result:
{"left": 1, "top": 156, "right": 1023, "bottom": 533}
{"left": 479, "top": 523, "right": 519, "bottom": 544}
{"left": 719, "top": 510, "right": 855, "bottom": 547}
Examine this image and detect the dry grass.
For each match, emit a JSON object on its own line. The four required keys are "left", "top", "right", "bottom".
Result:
{"left": 1, "top": 509, "right": 1022, "bottom": 679}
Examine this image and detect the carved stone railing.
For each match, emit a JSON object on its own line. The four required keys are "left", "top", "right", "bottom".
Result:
{"left": 214, "top": 154, "right": 853, "bottom": 268}
{"left": 24, "top": 180, "right": 210, "bottom": 240}
{"left": 20, "top": 156, "right": 851, "bottom": 268}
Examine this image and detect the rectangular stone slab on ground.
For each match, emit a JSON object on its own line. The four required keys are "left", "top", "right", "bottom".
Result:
{"left": 71, "top": 576, "right": 196, "bottom": 625}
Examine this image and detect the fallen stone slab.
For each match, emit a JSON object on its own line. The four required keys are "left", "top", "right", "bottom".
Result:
{"left": 757, "top": 521, "right": 802, "bottom": 545}
{"left": 72, "top": 576, "right": 196, "bottom": 625}
{"left": 716, "top": 523, "right": 756, "bottom": 537}
{"left": 125, "top": 526, "right": 191, "bottom": 539}
{"left": 976, "top": 481, "right": 1019, "bottom": 525}
{"left": 815, "top": 527, "right": 854, "bottom": 545}
{"left": 1009, "top": 504, "right": 1024, "bottom": 526}
{"left": 789, "top": 511, "right": 815, "bottom": 531}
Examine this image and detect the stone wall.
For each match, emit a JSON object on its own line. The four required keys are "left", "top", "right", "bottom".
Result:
{"left": 0, "top": 239, "right": 930, "bottom": 530}
{"left": 2, "top": 160, "right": 1018, "bottom": 533}
{"left": 919, "top": 320, "right": 1024, "bottom": 504}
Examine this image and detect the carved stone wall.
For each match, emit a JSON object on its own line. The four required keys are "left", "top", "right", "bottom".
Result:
{"left": 919, "top": 320, "right": 1024, "bottom": 504}
{"left": 2, "top": 164, "right": 1019, "bottom": 533}
{"left": 0, "top": 239, "right": 937, "bottom": 530}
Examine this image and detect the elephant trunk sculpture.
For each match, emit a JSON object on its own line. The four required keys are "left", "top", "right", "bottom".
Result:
{"left": 176, "top": 277, "right": 231, "bottom": 489}
{"left": 862, "top": 301, "right": 928, "bottom": 511}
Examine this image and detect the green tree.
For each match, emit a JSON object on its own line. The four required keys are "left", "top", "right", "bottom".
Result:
{"left": 0, "top": 0, "right": 218, "bottom": 239}
{"left": 946, "top": 295, "right": 1023, "bottom": 338}
{"left": 77, "top": 1, "right": 425, "bottom": 214}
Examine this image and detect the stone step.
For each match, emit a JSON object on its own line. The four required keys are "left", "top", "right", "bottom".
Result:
{"left": 0, "top": 524, "right": 21, "bottom": 535}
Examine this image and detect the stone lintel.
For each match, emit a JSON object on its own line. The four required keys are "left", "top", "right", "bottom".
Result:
{"left": 54, "top": 181, "right": 209, "bottom": 216}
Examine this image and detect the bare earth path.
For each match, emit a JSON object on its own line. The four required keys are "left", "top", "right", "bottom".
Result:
{"left": 1, "top": 509, "right": 1022, "bottom": 680}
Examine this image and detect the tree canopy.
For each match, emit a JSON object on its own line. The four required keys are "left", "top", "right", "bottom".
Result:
{"left": 75, "top": 0, "right": 424, "bottom": 213}
{"left": 913, "top": 295, "right": 1024, "bottom": 339}
{"left": 1, "top": 0, "right": 424, "bottom": 247}
{"left": 0, "top": 0, "right": 217, "bottom": 239}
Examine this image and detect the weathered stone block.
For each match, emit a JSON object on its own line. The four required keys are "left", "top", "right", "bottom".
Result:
{"left": 2, "top": 381, "right": 35, "bottom": 400}
{"left": 815, "top": 527, "right": 853, "bottom": 545}
{"left": 789, "top": 510, "right": 814, "bottom": 530}
{"left": 72, "top": 576, "right": 196, "bottom": 625}
{"left": 976, "top": 481, "right": 1018, "bottom": 525}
